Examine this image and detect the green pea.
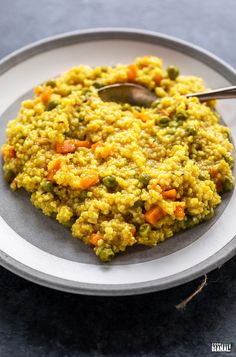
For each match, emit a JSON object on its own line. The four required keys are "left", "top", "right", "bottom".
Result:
{"left": 225, "top": 131, "right": 231, "bottom": 139}
{"left": 46, "top": 100, "right": 59, "bottom": 111}
{"left": 64, "top": 130, "right": 73, "bottom": 137}
{"left": 167, "top": 65, "right": 180, "bottom": 80}
{"left": 158, "top": 116, "right": 170, "bottom": 127}
{"left": 60, "top": 88, "right": 71, "bottom": 97}
{"left": 175, "top": 109, "right": 187, "bottom": 121}
{"left": 167, "top": 128, "right": 176, "bottom": 135}
{"left": 80, "top": 190, "right": 88, "bottom": 201}
{"left": 133, "top": 200, "right": 145, "bottom": 208}
{"left": 204, "top": 210, "right": 214, "bottom": 221}
{"left": 139, "top": 173, "right": 151, "bottom": 187}
{"left": 185, "top": 127, "right": 197, "bottom": 136}
{"left": 124, "top": 212, "right": 133, "bottom": 221}
{"left": 84, "top": 89, "right": 92, "bottom": 96}
{"left": 93, "top": 81, "right": 104, "bottom": 89}
{"left": 63, "top": 219, "right": 75, "bottom": 228}
{"left": 132, "top": 106, "right": 142, "bottom": 112}
{"left": 151, "top": 99, "right": 161, "bottom": 109}
{"left": 121, "top": 103, "right": 131, "bottom": 111}
{"left": 77, "top": 132, "right": 86, "bottom": 140}
{"left": 41, "top": 181, "right": 54, "bottom": 192}
{"left": 102, "top": 175, "right": 118, "bottom": 189}
{"left": 45, "top": 80, "right": 57, "bottom": 88}
{"left": 138, "top": 223, "right": 152, "bottom": 237}
{"left": 184, "top": 217, "right": 192, "bottom": 229}
{"left": 151, "top": 136, "right": 159, "bottom": 144}
{"left": 100, "top": 66, "right": 108, "bottom": 73}
{"left": 222, "top": 179, "right": 234, "bottom": 192}
{"left": 3, "top": 169, "right": 15, "bottom": 183}
{"left": 184, "top": 216, "right": 199, "bottom": 228}
{"left": 199, "top": 173, "right": 208, "bottom": 181}
{"left": 99, "top": 247, "right": 115, "bottom": 262}
{"left": 224, "top": 153, "right": 234, "bottom": 167}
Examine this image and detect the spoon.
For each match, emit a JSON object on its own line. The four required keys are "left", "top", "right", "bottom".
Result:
{"left": 98, "top": 83, "right": 236, "bottom": 107}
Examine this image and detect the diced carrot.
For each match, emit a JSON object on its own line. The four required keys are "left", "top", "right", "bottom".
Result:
{"left": 144, "top": 206, "right": 164, "bottom": 225}
{"left": 1, "top": 147, "right": 6, "bottom": 157}
{"left": 74, "top": 140, "right": 92, "bottom": 148}
{"left": 38, "top": 138, "right": 50, "bottom": 146}
{"left": 47, "top": 159, "right": 61, "bottom": 180}
{"left": 160, "top": 109, "right": 170, "bottom": 117}
{"left": 92, "top": 142, "right": 112, "bottom": 159}
{"left": 131, "top": 226, "right": 137, "bottom": 237}
{"left": 150, "top": 184, "right": 157, "bottom": 190}
{"left": 154, "top": 73, "right": 162, "bottom": 86}
{"left": 41, "top": 87, "right": 52, "bottom": 104}
{"left": 175, "top": 206, "right": 185, "bottom": 219}
{"left": 127, "top": 64, "right": 138, "bottom": 82}
{"left": 162, "top": 189, "right": 177, "bottom": 199}
{"left": 79, "top": 172, "right": 99, "bottom": 189}
{"left": 55, "top": 140, "right": 76, "bottom": 154}
{"left": 139, "top": 56, "right": 152, "bottom": 68}
{"left": 91, "top": 142, "right": 104, "bottom": 150}
{"left": 95, "top": 145, "right": 112, "bottom": 159}
{"left": 150, "top": 142, "right": 159, "bottom": 149}
{"left": 34, "top": 86, "right": 42, "bottom": 96}
{"left": 56, "top": 140, "right": 92, "bottom": 154}
{"left": 133, "top": 111, "right": 151, "bottom": 122}
{"left": 215, "top": 178, "right": 222, "bottom": 192}
{"left": 209, "top": 167, "right": 218, "bottom": 178}
{"left": 89, "top": 232, "right": 102, "bottom": 246}
{"left": 8, "top": 147, "right": 16, "bottom": 158}
{"left": 1, "top": 145, "right": 16, "bottom": 160}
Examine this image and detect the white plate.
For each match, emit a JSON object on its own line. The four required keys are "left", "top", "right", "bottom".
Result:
{"left": 0, "top": 28, "right": 235, "bottom": 295}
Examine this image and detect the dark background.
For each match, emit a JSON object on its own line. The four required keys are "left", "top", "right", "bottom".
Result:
{"left": 0, "top": 0, "right": 236, "bottom": 356}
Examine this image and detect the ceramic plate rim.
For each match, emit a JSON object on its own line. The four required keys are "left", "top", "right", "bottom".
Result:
{"left": 0, "top": 27, "right": 236, "bottom": 295}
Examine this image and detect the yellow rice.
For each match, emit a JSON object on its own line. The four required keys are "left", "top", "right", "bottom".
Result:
{"left": 1, "top": 56, "right": 234, "bottom": 261}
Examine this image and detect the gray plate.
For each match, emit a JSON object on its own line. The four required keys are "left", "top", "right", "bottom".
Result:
{"left": 0, "top": 28, "right": 235, "bottom": 295}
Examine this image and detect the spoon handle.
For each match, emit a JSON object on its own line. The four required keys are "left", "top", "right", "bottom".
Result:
{"left": 186, "top": 85, "right": 236, "bottom": 101}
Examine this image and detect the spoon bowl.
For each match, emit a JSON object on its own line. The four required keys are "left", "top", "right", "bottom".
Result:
{"left": 98, "top": 83, "right": 236, "bottom": 107}
{"left": 98, "top": 83, "right": 157, "bottom": 107}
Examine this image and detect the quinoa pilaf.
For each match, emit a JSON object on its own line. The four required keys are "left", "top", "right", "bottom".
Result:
{"left": 1, "top": 56, "right": 234, "bottom": 261}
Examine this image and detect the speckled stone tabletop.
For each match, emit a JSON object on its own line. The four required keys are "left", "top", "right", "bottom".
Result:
{"left": 0, "top": 1, "right": 236, "bottom": 356}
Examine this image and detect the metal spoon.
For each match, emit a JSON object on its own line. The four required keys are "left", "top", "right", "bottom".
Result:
{"left": 98, "top": 83, "right": 236, "bottom": 107}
